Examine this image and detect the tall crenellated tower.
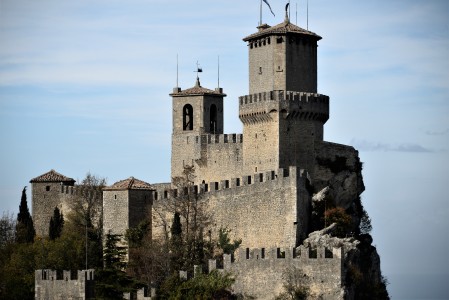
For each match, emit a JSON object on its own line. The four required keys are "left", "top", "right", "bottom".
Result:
{"left": 240, "top": 13, "right": 329, "bottom": 175}
{"left": 170, "top": 78, "right": 226, "bottom": 180}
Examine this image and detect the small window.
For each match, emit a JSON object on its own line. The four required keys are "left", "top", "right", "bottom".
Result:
{"left": 277, "top": 248, "right": 285, "bottom": 258}
{"left": 45, "top": 186, "right": 50, "bottom": 192}
{"left": 154, "top": 192, "right": 158, "bottom": 200}
{"left": 277, "top": 36, "right": 283, "bottom": 43}
{"left": 164, "top": 191, "right": 168, "bottom": 198}
{"left": 225, "top": 180, "right": 229, "bottom": 188}
{"left": 183, "top": 104, "right": 193, "bottom": 131}
{"left": 247, "top": 176, "right": 252, "bottom": 185}
{"left": 114, "top": 195, "right": 117, "bottom": 199}
{"left": 261, "top": 248, "right": 265, "bottom": 259}
{"left": 246, "top": 248, "right": 250, "bottom": 259}
{"left": 236, "top": 178, "right": 241, "bottom": 187}
{"left": 258, "top": 67, "right": 262, "bottom": 75}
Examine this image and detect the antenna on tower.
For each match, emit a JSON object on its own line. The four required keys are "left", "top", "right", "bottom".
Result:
{"left": 217, "top": 55, "right": 220, "bottom": 88}
{"left": 307, "top": 0, "right": 309, "bottom": 30}
{"left": 296, "top": 2, "right": 298, "bottom": 25}
{"left": 176, "top": 54, "right": 179, "bottom": 88}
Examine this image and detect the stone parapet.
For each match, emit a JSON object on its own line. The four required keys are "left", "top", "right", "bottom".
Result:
{"left": 239, "top": 91, "right": 329, "bottom": 124}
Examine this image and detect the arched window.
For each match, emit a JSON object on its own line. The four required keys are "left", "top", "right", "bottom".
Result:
{"left": 183, "top": 104, "right": 193, "bottom": 131}
{"left": 210, "top": 104, "right": 217, "bottom": 133}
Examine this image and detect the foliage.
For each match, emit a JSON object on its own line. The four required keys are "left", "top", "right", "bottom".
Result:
{"left": 359, "top": 208, "right": 372, "bottom": 235}
{"left": 217, "top": 227, "right": 242, "bottom": 255}
{"left": 126, "top": 219, "right": 151, "bottom": 248}
{"left": 0, "top": 212, "right": 16, "bottom": 247}
{"left": 275, "top": 267, "right": 309, "bottom": 300}
{"left": 49, "top": 207, "right": 64, "bottom": 240}
{"left": 15, "top": 187, "right": 35, "bottom": 243}
{"left": 96, "top": 232, "right": 144, "bottom": 299}
{"left": 325, "top": 207, "right": 352, "bottom": 238}
{"left": 171, "top": 270, "right": 235, "bottom": 300}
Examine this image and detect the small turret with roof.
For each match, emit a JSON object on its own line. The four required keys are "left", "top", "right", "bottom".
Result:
{"left": 30, "top": 169, "right": 76, "bottom": 237}
{"left": 243, "top": 9, "right": 321, "bottom": 94}
{"left": 102, "top": 177, "right": 153, "bottom": 238}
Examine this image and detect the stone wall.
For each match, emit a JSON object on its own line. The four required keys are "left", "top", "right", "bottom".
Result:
{"left": 152, "top": 166, "right": 311, "bottom": 248}
{"left": 32, "top": 183, "right": 101, "bottom": 237}
{"left": 171, "top": 133, "right": 243, "bottom": 185}
{"left": 103, "top": 189, "right": 152, "bottom": 237}
{"left": 247, "top": 33, "right": 318, "bottom": 94}
{"left": 35, "top": 269, "right": 95, "bottom": 300}
{"left": 207, "top": 246, "right": 343, "bottom": 299}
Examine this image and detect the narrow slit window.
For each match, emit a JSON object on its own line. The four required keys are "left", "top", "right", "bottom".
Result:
{"left": 183, "top": 104, "right": 193, "bottom": 131}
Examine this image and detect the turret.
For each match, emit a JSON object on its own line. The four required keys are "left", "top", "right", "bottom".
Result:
{"left": 240, "top": 17, "right": 329, "bottom": 174}
{"left": 243, "top": 14, "right": 321, "bottom": 94}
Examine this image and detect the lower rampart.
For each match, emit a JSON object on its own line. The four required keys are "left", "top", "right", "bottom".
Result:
{"left": 35, "top": 269, "right": 95, "bottom": 300}
{"left": 209, "top": 246, "right": 343, "bottom": 299}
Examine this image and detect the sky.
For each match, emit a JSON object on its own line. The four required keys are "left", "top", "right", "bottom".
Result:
{"left": 1, "top": 0, "right": 448, "bottom": 298}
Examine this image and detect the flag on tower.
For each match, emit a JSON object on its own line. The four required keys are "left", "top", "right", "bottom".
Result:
{"left": 263, "top": 0, "right": 275, "bottom": 17}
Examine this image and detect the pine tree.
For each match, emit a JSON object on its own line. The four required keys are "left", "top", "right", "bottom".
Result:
{"left": 15, "top": 187, "right": 35, "bottom": 243}
{"left": 95, "top": 232, "right": 143, "bottom": 298}
{"left": 48, "top": 207, "right": 64, "bottom": 240}
{"left": 170, "top": 212, "right": 184, "bottom": 272}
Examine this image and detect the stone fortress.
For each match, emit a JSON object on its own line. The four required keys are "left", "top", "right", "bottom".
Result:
{"left": 32, "top": 10, "right": 383, "bottom": 300}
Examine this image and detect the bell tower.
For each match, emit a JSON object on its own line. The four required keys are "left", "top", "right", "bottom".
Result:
{"left": 170, "top": 77, "right": 226, "bottom": 179}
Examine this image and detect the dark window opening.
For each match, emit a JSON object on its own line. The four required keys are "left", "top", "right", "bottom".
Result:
{"left": 325, "top": 248, "right": 333, "bottom": 258}
{"left": 225, "top": 180, "right": 229, "bottom": 188}
{"left": 210, "top": 104, "right": 217, "bottom": 133}
{"left": 277, "top": 248, "right": 285, "bottom": 258}
{"left": 154, "top": 192, "right": 158, "bottom": 200}
{"left": 261, "top": 248, "right": 265, "bottom": 259}
{"left": 277, "top": 36, "right": 283, "bottom": 43}
{"left": 236, "top": 178, "right": 241, "bottom": 187}
{"left": 164, "top": 191, "right": 168, "bottom": 198}
{"left": 183, "top": 104, "right": 193, "bottom": 131}
{"left": 247, "top": 176, "right": 252, "bottom": 185}
{"left": 309, "top": 248, "right": 318, "bottom": 259}
{"left": 45, "top": 186, "right": 50, "bottom": 192}
{"left": 246, "top": 248, "right": 250, "bottom": 259}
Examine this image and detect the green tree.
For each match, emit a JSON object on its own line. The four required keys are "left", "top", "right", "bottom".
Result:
{"left": 170, "top": 212, "right": 184, "bottom": 272}
{"left": 48, "top": 207, "right": 64, "bottom": 240}
{"left": 15, "top": 187, "right": 35, "bottom": 243}
{"left": 217, "top": 227, "right": 242, "bottom": 255}
{"left": 95, "top": 232, "right": 143, "bottom": 299}
{"left": 172, "top": 270, "right": 235, "bottom": 300}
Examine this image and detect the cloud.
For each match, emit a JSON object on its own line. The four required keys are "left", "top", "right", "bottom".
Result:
{"left": 426, "top": 129, "right": 449, "bottom": 136}
{"left": 350, "top": 139, "right": 433, "bottom": 153}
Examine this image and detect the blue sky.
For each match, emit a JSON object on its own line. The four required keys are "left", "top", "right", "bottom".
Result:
{"left": 1, "top": 0, "right": 448, "bottom": 298}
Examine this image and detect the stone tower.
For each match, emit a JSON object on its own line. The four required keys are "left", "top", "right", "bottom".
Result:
{"left": 170, "top": 78, "right": 226, "bottom": 180}
{"left": 240, "top": 14, "right": 329, "bottom": 175}
{"left": 103, "top": 177, "right": 153, "bottom": 238}
{"left": 30, "top": 170, "right": 75, "bottom": 237}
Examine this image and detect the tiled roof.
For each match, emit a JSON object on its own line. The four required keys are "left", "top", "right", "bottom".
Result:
{"left": 103, "top": 177, "right": 153, "bottom": 191}
{"left": 30, "top": 169, "right": 75, "bottom": 183}
{"left": 171, "top": 78, "right": 226, "bottom": 97}
{"left": 243, "top": 20, "right": 321, "bottom": 42}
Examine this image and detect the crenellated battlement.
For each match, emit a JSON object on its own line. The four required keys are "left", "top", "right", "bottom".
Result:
{"left": 153, "top": 166, "right": 308, "bottom": 201}
{"left": 59, "top": 185, "right": 103, "bottom": 201}
{"left": 36, "top": 269, "right": 95, "bottom": 282}
{"left": 239, "top": 91, "right": 329, "bottom": 124}
{"left": 208, "top": 245, "right": 342, "bottom": 272}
